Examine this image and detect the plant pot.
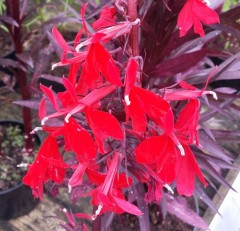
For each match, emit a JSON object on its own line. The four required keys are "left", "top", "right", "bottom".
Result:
{"left": 0, "top": 120, "right": 40, "bottom": 220}
{"left": 0, "top": 182, "right": 39, "bottom": 220}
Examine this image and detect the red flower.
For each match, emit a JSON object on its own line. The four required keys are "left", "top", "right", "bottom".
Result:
{"left": 123, "top": 59, "right": 173, "bottom": 133}
{"left": 164, "top": 80, "right": 218, "bottom": 101}
{"left": 135, "top": 99, "right": 207, "bottom": 196}
{"left": 78, "top": 42, "right": 122, "bottom": 92}
{"left": 178, "top": 0, "right": 219, "bottom": 37}
{"left": 64, "top": 118, "right": 97, "bottom": 190}
{"left": 85, "top": 107, "right": 124, "bottom": 154}
{"left": 23, "top": 135, "right": 67, "bottom": 199}
{"left": 86, "top": 153, "right": 143, "bottom": 218}
{"left": 127, "top": 86, "right": 173, "bottom": 133}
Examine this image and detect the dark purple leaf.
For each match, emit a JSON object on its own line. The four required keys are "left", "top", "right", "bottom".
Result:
{"left": 0, "top": 15, "right": 19, "bottom": 27}
{"left": 211, "top": 5, "right": 240, "bottom": 39}
{"left": 16, "top": 52, "right": 34, "bottom": 68}
{"left": 210, "top": 51, "right": 240, "bottom": 81}
{"left": 148, "top": 50, "right": 207, "bottom": 78}
{"left": 197, "top": 157, "right": 236, "bottom": 190}
{"left": 200, "top": 98, "right": 235, "bottom": 122}
{"left": 166, "top": 195, "right": 208, "bottom": 230}
{"left": 216, "top": 70, "right": 240, "bottom": 81}
{"left": 198, "top": 130, "right": 233, "bottom": 163}
{"left": 20, "top": 0, "right": 28, "bottom": 20}
{"left": 195, "top": 150, "right": 237, "bottom": 170}
{"left": 194, "top": 185, "right": 220, "bottom": 215}
{"left": 132, "top": 183, "right": 151, "bottom": 231}
{"left": 13, "top": 99, "right": 40, "bottom": 110}
{"left": 0, "top": 58, "right": 22, "bottom": 69}
{"left": 31, "top": 44, "right": 55, "bottom": 83}
{"left": 215, "top": 87, "right": 238, "bottom": 94}
{"left": 211, "top": 130, "right": 240, "bottom": 143}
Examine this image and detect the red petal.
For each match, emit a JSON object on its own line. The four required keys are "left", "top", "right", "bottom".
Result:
{"left": 176, "top": 145, "right": 207, "bottom": 196}
{"left": 45, "top": 136, "right": 66, "bottom": 183}
{"left": 74, "top": 213, "right": 92, "bottom": 220}
{"left": 114, "top": 174, "right": 133, "bottom": 188}
{"left": 175, "top": 99, "right": 200, "bottom": 144}
{"left": 128, "top": 90, "right": 147, "bottom": 133}
{"left": 74, "top": 30, "right": 83, "bottom": 49}
{"left": 40, "top": 84, "right": 59, "bottom": 110}
{"left": 62, "top": 77, "right": 78, "bottom": 104}
{"left": 106, "top": 58, "right": 122, "bottom": 86}
{"left": 86, "top": 169, "right": 106, "bottom": 185}
{"left": 92, "top": 6, "right": 116, "bottom": 30}
{"left": 39, "top": 97, "right": 46, "bottom": 120}
{"left": 135, "top": 135, "right": 176, "bottom": 183}
{"left": 124, "top": 59, "right": 138, "bottom": 104}
{"left": 69, "top": 162, "right": 88, "bottom": 188}
{"left": 68, "top": 63, "right": 81, "bottom": 84}
{"left": 113, "top": 196, "right": 143, "bottom": 216}
{"left": 52, "top": 26, "right": 71, "bottom": 52}
{"left": 93, "top": 43, "right": 122, "bottom": 86}
{"left": 194, "top": 0, "right": 220, "bottom": 25}
{"left": 85, "top": 107, "right": 123, "bottom": 154}
{"left": 177, "top": 1, "right": 193, "bottom": 37}
{"left": 135, "top": 136, "right": 166, "bottom": 164}
{"left": 67, "top": 84, "right": 117, "bottom": 119}
{"left": 80, "top": 3, "right": 89, "bottom": 35}
{"left": 64, "top": 118, "right": 97, "bottom": 161}
{"left": 132, "top": 86, "right": 173, "bottom": 132}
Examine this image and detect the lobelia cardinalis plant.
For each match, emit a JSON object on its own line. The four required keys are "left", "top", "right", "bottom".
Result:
{"left": 20, "top": 0, "right": 240, "bottom": 230}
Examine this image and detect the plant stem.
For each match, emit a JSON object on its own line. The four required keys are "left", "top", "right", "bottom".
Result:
{"left": 128, "top": 0, "right": 139, "bottom": 56}
{"left": 92, "top": 206, "right": 102, "bottom": 231}
{"left": 5, "top": 0, "right": 33, "bottom": 152}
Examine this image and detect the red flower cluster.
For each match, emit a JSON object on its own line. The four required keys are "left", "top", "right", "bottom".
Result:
{"left": 23, "top": 3, "right": 219, "bottom": 223}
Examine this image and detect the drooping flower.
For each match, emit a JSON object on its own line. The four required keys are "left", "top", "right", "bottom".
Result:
{"left": 86, "top": 152, "right": 143, "bottom": 218}
{"left": 135, "top": 99, "right": 207, "bottom": 196}
{"left": 64, "top": 118, "right": 97, "bottom": 190}
{"left": 178, "top": 0, "right": 219, "bottom": 37}
{"left": 23, "top": 135, "right": 67, "bottom": 199}
{"left": 123, "top": 59, "right": 173, "bottom": 133}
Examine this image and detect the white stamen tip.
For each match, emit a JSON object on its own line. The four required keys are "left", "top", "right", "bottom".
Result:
{"left": 164, "top": 184, "right": 174, "bottom": 194}
{"left": 65, "top": 113, "right": 71, "bottom": 123}
{"left": 76, "top": 44, "right": 83, "bottom": 52}
{"left": 63, "top": 208, "right": 67, "bottom": 213}
{"left": 31, "top": 127, "right": 43, "bottom": 134}
{"left": 203, "top": 0, "right": 210, "bottom": 6}
{"left": 92, "top": 205, "right": 103, "bottom": 220}
{"left": 68, "top": 185, "right": 72, "bottom": 193}
{"left": 124, "top": 95, "right": 131, "bottom": 106}
{"left": 41, "top": 117, "right": 48, "bottom": 125}
{"left": 132, "top": 18, "right": 140, "bottom": 25}
{"left": 17, "top": 163, "right": 28, "bottom": 168}
{"left": 51, "top": 64, "right": 57, "bottom": 70}
{"left": 177, "top": 144, "right": 185, "bottom": 156}
{"left": 210, "top": 91, "right": 218, "bottom": 100}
